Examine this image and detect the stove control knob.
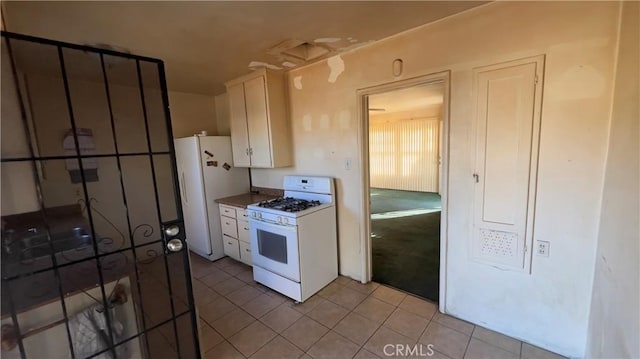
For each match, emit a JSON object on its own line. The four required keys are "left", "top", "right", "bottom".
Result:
{"left": 283, "top": 218, "right": 289, "bottom": 225}
{"left": 251, "top": 212, "right": 257, "bottom": 218}
{"left": 277, "top": 216, "right": 282, "bottom": 223}
{"left": 257, "top": 213, "right": 262, "bottom": 219}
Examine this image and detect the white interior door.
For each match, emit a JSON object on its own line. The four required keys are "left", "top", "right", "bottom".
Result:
{"left": 471, "top": 57, "right": 544, "bottom": 271}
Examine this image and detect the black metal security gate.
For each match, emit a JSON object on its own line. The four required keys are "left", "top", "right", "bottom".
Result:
{"left": 1, "top": 32, "right": 200, "bottom": 358}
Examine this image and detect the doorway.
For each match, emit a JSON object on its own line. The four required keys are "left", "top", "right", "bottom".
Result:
{"left": 1, "top": 32, "right": 199, "bottom": 358}
{"left": 360, "top": 74, "right": 449, "bottom": 303}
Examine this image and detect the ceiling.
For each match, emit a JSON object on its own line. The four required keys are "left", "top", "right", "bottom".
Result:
{"left": 2, "top": 1, "right": 486, "bottom": 96}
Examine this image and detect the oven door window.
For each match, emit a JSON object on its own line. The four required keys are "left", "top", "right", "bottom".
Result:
{"left": 257, "top": 229, "right": 288, "bottom": 264}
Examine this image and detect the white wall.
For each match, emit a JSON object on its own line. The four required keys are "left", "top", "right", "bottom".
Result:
{"left": 215, "top": 92, "right": 230, "bottom": 136}
{"left": 168, "top": 90, "right": 217, "bottom": 138}
{"left": 1, "top": 49, "right": 39, "bottom": 215}
{"left": 586, "top": 2, "right": 640, "bottom": 358}
{"left": 250, "top": 2, "right": 622, "bottom": 356}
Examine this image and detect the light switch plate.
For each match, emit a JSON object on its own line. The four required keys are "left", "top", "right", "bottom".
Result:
{"left": 344, "top": 158, "right": 352, "bottom": 170}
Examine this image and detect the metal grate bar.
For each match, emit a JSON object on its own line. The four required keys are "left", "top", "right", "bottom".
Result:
{"left": 158, "top": 61, "right": 202, "bottom": 358}
{"left": 57, "top": 46, "right": 116, "bottom": 358}
{"left": 99, "top": 53, "right": 153, "bottom": 357}
{"left": 1, "top": 151, "right": 172, "bottom": 163}
{"left": 135, "top": 59, "right": 183, "bottom": 358}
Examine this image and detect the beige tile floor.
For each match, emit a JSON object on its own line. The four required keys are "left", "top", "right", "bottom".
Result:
{"left": 190, "top": 254, "right": 565, "bottom": 359}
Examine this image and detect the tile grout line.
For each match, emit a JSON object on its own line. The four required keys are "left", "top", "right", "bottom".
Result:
{"left": 460, "top": 333, "right": 473, "bottom": 359}
{"left": 246, "top": 334, "right": 280, "bottom": 359}
{"left": 307, "top": 328, "right": 361, "bottom": 358}
{"left": 431, "top": 312, "right": 476, "bottom": 337}
{"left": 470, "top": 333, "right": 523, "bottom": 357}
{"left": 519, "top": 341, "right": 523, "bottom": 359}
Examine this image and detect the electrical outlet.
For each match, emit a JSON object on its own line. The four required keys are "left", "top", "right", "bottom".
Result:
{"left": 536, "top": 240, "right": 550, "bottom": 257}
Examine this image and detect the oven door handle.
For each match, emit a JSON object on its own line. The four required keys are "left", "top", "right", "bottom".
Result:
{"left": 249, "top": 218, "right": 297, "bottom": 230}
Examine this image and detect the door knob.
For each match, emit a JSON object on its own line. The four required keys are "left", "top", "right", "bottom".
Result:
{"left": 167, "top": 238, "right": 184, "bottom": 252}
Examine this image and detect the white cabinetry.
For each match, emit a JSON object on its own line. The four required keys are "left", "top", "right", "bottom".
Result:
{"left": 225, "top": 68, "right": 292, "bottom": 168}
{"left": 219, "top": 204, "right": 252, "bottom": 266}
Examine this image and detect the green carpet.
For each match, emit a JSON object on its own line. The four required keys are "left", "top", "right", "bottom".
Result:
{"left": 370, "top": 188, "right": 441, "bottom": 302}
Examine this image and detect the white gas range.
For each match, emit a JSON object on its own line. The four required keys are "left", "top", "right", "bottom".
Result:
{"left": 247, "top": 176, "right": 338, "bottom": 302}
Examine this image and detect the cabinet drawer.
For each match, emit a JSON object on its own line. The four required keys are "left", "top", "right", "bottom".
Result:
{"left": 238, "top": 219, "right": 250, "bottom": 243}
{"left": 221, "top": 216, "right": 238, "bottom": 238}
{"left": 223, "top": 235, "right": 240, "bottom": 261}
{"left": 239, "top": 240, "right": 252, "bottom": 266}
{"left": 219, "top": 205, "right": 237, "bottom": 219}
{"left": 236, "top": 208, "right": 249, "bottom": 221}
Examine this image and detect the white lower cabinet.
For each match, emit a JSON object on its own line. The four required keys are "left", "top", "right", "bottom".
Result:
{"left": 221, "top": 216, "right": 238, "bottom": 239}
{"left": 219, "top": 204, "right": 252, "bottom": 266}
{"left": 239, "top": 240, "right": 252, "bottom": 266}
{"left": 238, "top": 219, "right": 250, "bottom": 244}
{"left": 222, "top": 235, "right": 241, "bottom": 261}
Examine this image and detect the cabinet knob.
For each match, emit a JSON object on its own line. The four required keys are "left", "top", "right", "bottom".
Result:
{"left": 228, "top": 242, "right": 232, "bottom": 245}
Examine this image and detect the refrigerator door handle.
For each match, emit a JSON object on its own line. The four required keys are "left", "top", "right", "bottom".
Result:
{"left": 181, "top": 172, "right": 188, "bottom": 203}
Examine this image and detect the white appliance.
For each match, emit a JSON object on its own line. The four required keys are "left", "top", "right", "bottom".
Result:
{"left": 174, "top": 136, "right": 249, "bottom": 261}
{"left": 248, "top": 176, "right": 338, "bottom": 302}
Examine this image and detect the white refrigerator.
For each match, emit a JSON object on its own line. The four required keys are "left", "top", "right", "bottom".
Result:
{"left": 174, "top": 136, "right": 249, "bottom": 261}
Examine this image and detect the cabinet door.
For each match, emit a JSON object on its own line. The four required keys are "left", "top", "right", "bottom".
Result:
{"left": 236, "top": 207, "right": 249, "bottom": 221}
{"left": 471, "top": 56, "right": 543, "bottom": 271}
{"left": 223, "top": 235, "right": 241, "bottom": 261}
{"left": 219, "top": 204, "right": 237, "bottom": 219}
{"left": 228, "top": 83, "right": 251, "bottom": 167}
{"left": 239, "top": 240, "right": 253, "bottom": 266}
{"left": 244, "top": 76, "right": 272, "bottom": 167}
{"left": 238, "top": 219, "right": 250, "bottom": 243}
{"left": 221, "top": 215, "right": 238, "bottom": 238}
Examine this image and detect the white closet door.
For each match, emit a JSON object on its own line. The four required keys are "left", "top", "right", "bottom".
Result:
{"left": 472, "top": 56, "right": 544, "bottom": 271}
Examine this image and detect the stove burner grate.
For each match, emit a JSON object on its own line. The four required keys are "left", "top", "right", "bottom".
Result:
{"left": 257, "top": 197, "right": 322, "bottom": 212}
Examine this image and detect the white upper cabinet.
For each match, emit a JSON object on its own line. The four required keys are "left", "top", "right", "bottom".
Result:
{"left": 227, "top": 83, "right": 251, "bottom": 167}
{"left": 225, "top": 68, "right": 292, "bottom": 168}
